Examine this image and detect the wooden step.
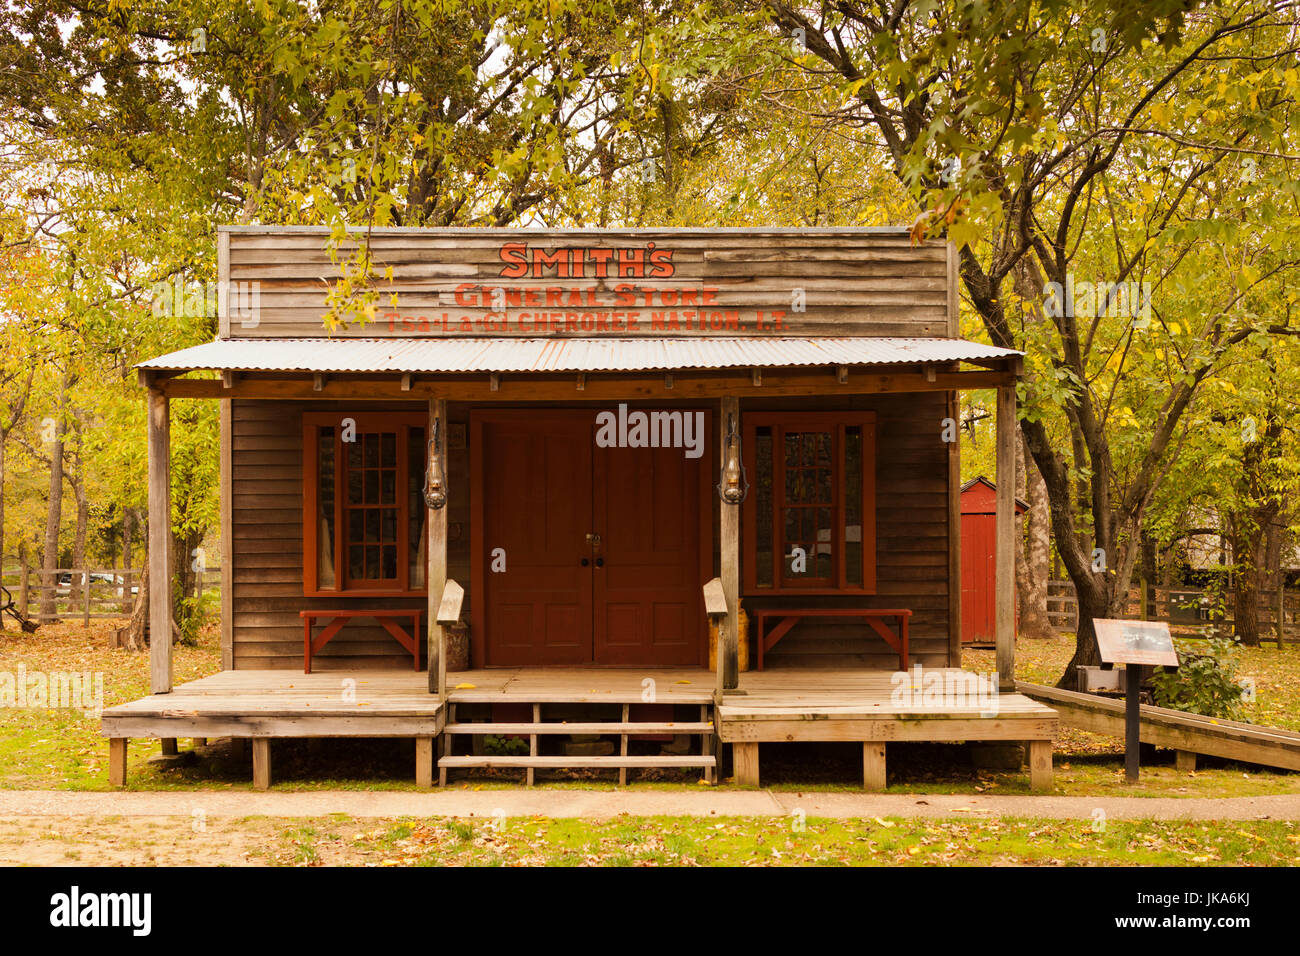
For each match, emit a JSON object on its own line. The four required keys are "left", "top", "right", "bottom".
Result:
{"left": 443, "top": 722, "right": 713, "bottom": 735}
{"left": 437, "top": 755, "right": 716, "bottom": 769}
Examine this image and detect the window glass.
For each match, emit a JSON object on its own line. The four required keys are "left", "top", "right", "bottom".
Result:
{"left": 408, "top": 427, "right": 426, "bottom": 588}
{"left": 743, "top": 413, "right": 875, "bottom": 594}
{"left": 345, "top": 429, "right": 400, "bottom": 584}
{"left": 782, "top": 429, "right": 834, "bottom": 583}
{"left": 317, "top": 427, "right": 336, "bottom": 588}
{"left": 306, "top": 412, "right": 430, "bottom": 595}
{"left": 845, "top": 427, "right": 863, "bottom": 586}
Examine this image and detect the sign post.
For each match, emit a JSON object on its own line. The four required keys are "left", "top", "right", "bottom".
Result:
{"left": 1092, "top": 618, "right": 1179, "bottom": 783}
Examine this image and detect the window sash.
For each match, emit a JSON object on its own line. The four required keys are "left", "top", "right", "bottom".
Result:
{"left": 743, "top": 411, "right": 876, "bottom": 595}
{"left": 303, "top": 411, "right": 429, "bottom": 597}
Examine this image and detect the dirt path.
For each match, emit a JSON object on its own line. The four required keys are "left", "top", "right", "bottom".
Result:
{"left": 3, "top": 788, "right": 1300, "bottom": 820}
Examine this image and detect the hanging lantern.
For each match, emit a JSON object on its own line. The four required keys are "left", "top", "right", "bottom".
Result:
{"left": 423, "top": 419, "right": 447, "bottom": 510}
{"left": 717, "top": 412, "right": 748, "bottom": 504}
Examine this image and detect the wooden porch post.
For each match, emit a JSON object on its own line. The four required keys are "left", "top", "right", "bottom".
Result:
{"left": 718, "top": 396, "right": 740, "bottom": 696}
{"left": 219, "top": 400, "right": 233, "bottom": 670}
{"left": 427, "top": 398, "right": 448, "bottom": 698}
{"left": 995, "top": 384, "right": 1016, "bottom": 691}
{"left": 148, "top": 387, "right": 173, "bottom": 695}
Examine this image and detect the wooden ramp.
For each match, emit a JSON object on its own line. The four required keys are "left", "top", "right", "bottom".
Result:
{"left": 440, "top": 668, "right": 717, "bottom": 786}
{"left": 719, "top": 669, "right": 1058, "bottom": 790}
{"left": 1017, "top": 681, "right": 1300, "bottom": 772}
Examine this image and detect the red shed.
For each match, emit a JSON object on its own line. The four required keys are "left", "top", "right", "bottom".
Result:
{"left": 960, "top": 477, "right": 1028, "bottom": 644}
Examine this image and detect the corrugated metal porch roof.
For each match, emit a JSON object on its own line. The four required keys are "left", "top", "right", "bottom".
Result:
{"left": 138, "top": 337, "right": 1020, "bottom": 374}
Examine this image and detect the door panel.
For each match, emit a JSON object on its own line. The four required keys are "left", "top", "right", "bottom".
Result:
{"left": 475, "top": 408, "right": 707, "bottom": 667}
{"left": 478, "top": 412, "right": 593, "bottom": 665}
{"left": 593, "top": 419, "right": 708, "bottom": 665}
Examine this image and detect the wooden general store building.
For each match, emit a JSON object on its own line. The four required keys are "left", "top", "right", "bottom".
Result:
{"left": 102, "top": 226, "right": 1057, "bottom": 790}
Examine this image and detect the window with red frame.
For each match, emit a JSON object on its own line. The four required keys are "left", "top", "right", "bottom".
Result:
{"left": 742, "top": 411, "right": 876, "bottom": 594}
{"left": 303, "top": 411, "right": 429, "bottom": 596}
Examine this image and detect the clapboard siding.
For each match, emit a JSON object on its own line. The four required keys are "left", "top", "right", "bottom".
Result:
{"left": 231, "top": 393, "right": 953, "bottom": 669}
{"left": 229, "top": 399, "right": 445, "bottom": 670}
{"left": 224, "top": 227, "right": 950, "bottom": 339}
{"left": 741, "top": 392, "right": 954, "bottom": 669}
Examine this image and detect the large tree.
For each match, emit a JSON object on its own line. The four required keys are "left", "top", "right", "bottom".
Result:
{"left": 695, "top": 0, "right": 1300, "bottom": 685}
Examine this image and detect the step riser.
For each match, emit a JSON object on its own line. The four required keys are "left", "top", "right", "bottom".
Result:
{"left": 444, "top": 723, "right": 713, "bottom": 735}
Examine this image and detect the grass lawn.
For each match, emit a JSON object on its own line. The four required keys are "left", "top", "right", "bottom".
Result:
{"left": 3, "top": 813, "right": 1297, "bottom": 866}
{"left": 1, "top": 621, "right": 1298, "bottom": 797}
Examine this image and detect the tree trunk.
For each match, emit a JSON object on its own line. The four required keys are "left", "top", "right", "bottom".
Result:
{"left": 69, "top": 472, "right": 88, "bottom": 607}
{"left": 39, "top": 397, "right": 66, "bottom": 621}
{"left": 1231, "top": 505, "right": 1276, "bottom": 647}
{"left": 1058, "top": 576, "right": 1112, "bottom": 685}
{"left": 118, "top": 560, "right": 149, "bottom": 652}
{"left": 1015, "top": 430, "right": 1054, "bottom": 639}
{"left": 121, "top": 508, "right": 134, "bottom": 614}
{"left": 1140, "top": 532, "right": 1158, "bottom": 619}
{"left": 173, "top": 526, "right": 202, "bottom": 640}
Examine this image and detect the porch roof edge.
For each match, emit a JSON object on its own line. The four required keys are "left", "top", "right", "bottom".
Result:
{"left": 136, "top": 336, "right": 1023, "bottom": 375}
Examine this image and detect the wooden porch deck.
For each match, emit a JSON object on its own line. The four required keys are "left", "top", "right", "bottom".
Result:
{"left": 723, "top": 670, "right": 1058, "bottom": 789}
{"left": 100, "top": 666, "right": 1056, "bottom": 790}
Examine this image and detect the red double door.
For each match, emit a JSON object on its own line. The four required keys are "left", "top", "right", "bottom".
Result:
{"left": 472, "top": 409, "right": 710, "bottom": 667}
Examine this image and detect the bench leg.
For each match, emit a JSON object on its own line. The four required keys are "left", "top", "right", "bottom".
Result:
{"left": 109, "top": 738, "right": 127, "bottom": 788}
{"left": 252, "top": 738, "right": 272, "bottom": 790}
{"left": 1027, "top": 740, "right": 1053, "bottom": 791}
{"left": 1175, "top": 749, "right": 1197, "bottom": 773}
{"left": 193, "top": 738, "right": 207, "bottom": 749}
{"left": 863, "top": 742, "right": 887, "bottom": 791}
{"left": 733, "top": 742, "right": 760, "bottom": 787}
{"left": 160, "top": 738, "right": 178, "bottom": 756}
{"left": 415, "top": 737, "right": 434, "bottom": 788}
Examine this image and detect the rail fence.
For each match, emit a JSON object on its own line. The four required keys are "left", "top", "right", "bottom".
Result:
{"left": 0, "top": 567, "right": 222, "bottom": 625}
{"left": 1046, "top": 579, "right": 1300, "bottom": 643}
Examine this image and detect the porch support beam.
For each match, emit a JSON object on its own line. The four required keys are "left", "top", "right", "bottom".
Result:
{"left": 995, "top": 384, "right": 1016, "bottom": 691}
{"left": 219, "top": 399, "right": 233, "bottom": 670}
{"left": 427, "top": 398, "right": 448, "bottom": 698}
{"left": 718, "top": 396, "right": 741, "bottom": 696}
{"left": 153, "top": 368, "right": 1017, "bottom": 402}
{"left": 148, "top": 387, "right": 173, "bottom": 694}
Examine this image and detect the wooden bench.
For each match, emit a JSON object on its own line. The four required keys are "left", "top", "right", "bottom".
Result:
{"left": 299, "top": 609, "right": 422, "bottom": 674}
{"left": 753, "top": 608, "right": 911, "bottom": 670}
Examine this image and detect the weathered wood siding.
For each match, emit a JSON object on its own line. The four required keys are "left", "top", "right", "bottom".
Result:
{"left": 738, "top": 392, "right": 953, "bottom": 670}
{"left": 224, "top": 227, "right": 950, "bottom": 339}
{"left": 230, "top": 399, "right": 471, "bottom": 669}
{"left": 231, "top": 393, "right": 949, "bottom": 670}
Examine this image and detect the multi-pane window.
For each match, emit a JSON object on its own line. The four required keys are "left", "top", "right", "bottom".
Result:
{"left": 743, "top": 412, "right": 876, "bottom": 594}
{"left": 303, "top": 412, "right": 428, "bottom": 596}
